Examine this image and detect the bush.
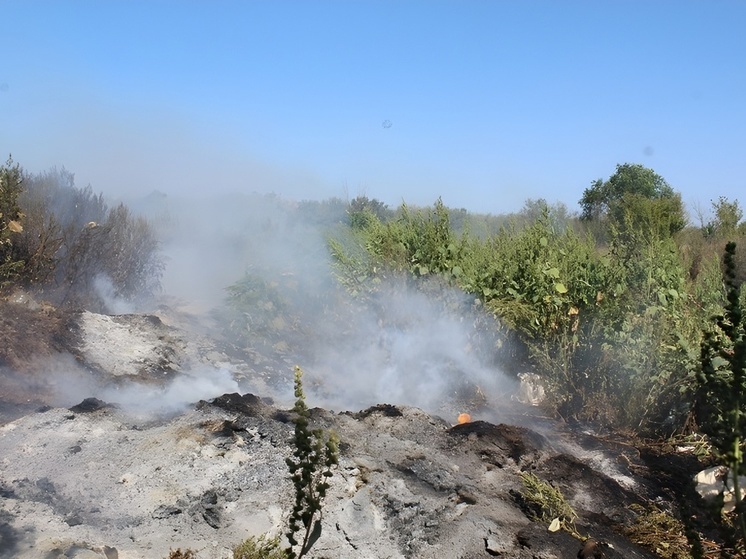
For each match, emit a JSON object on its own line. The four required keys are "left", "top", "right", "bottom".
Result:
{"left": 6, "top": 163, "right": 164, "bottom": 310}
{"left": 0, "top": 156, "right": 26, "bottom": 287}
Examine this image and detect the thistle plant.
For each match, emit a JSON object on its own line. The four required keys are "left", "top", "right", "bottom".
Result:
{"left": 285, "top": 366, "right": 339, "bottom": 559}
{"left": 697, "top": 241, "right": 746, "bottom": 542}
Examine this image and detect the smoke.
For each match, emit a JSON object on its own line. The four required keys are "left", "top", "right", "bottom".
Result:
{"left": 305, "top": 282, "right": 516, "bottom": 418}
{"left": 116, "top": 189, "right": 517, "bottom": 419}
{"left": 98, "top": 367, "right": 239, "bottom": 416}
{"left": 6, "top": 354, "right": 239, "bottom": 419}
{"left": 93, "top": 274, "right": 136, "bottom": 315}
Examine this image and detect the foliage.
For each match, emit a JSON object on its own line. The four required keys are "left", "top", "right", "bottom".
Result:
{"left": 347, "top": 195, "right": 391, "bottom": 229}
{"left": 0, "top": 159, "right": 163, "bottom": 309}
{"left": 697, "top": 241, "right": 746, "bottom": 543}
{"left": 327, "top": 185, "right": 722, "bottom": 432}
{"left": 285, "top": 366, "right": 339, "bottom": 559}
{"left": 0, "top": 155, "right": 26, "bottom": 286}
{"left": 580, "top": 163, "right": 686, "bottom": 243}
{"left": 233, "top": 535, "right": 289, "bottom": 559}
{"left": 704, "top": 197, "right": 746, "bottom": 239}
{"left": 625, "top": 503, "right": 694, "bottom": 559}
{"left": 518, "top": 472, "right": 584, "bottom": 540}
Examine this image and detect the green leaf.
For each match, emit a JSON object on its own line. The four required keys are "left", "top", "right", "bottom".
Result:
{"left": 540, "top": 237, "right": 548, "bottom": 247}
{"left": 712, "top": 356, "right": 730, "bottom": 370}
{"left": 554, "top": 283, "right": 568, "bottom": 294}
{"left": 544, "top": 267, "right": 560, "bottom": 279}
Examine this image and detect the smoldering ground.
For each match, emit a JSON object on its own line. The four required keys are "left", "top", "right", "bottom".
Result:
{"left": 133, "top": 190, "right": 518, "bottom": 419}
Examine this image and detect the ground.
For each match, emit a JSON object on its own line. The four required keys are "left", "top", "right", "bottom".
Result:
{"left": 0, "top": 293, "right": 735, "bottom": 558}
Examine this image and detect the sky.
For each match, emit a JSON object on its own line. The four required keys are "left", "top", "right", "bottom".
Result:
{"left": 2, "top": 0, "right": 744, "bottom": 218}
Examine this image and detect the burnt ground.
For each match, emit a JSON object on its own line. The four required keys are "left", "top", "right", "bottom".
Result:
{"left": 0, "top": 295, "right": 739, "bottom": 558}
{"left": 0, "top": 298, "right": 82, "bottom": 419}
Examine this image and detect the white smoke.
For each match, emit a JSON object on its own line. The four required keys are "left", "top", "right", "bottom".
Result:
{"left": 305, "top": 283, "right": 516, "bottom": 418}
{"left": 99, "top": 366, "right": 239, "bottom": 416}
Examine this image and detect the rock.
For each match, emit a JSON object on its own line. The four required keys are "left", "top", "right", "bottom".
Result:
{"left": 69, "top": 397, "right": 112, "bottom": 413}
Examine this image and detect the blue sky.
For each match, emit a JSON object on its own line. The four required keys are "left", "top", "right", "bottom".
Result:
{"left": 2, "top": 1, "right": 744, "bottom": 217}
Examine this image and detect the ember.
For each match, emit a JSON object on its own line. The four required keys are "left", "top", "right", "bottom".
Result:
{"left": 457, "top": 413, "right": 471, "bottom": 424}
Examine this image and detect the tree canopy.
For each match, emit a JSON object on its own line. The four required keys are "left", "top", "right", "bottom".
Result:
{"left": 580, "top": 163, "right": 686, "bottom": 239}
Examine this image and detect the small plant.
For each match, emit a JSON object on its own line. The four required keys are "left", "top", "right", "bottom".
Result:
{"left": 518, "top": 472, "right": 584, "bottom": 539}
{"left": 165, "top": 549, "right": 197, "bottom": 559}
{"left": 285, "top": 365, "right": 339, "bottom": 559}
{"left": 233, "top": 535, "right": 288, "bottom": 559}
{"left": 625, "top": 503, "right": 694, "bottom": 559}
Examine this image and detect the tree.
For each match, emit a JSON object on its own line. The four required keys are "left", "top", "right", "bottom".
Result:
{"left": 580, "top": 163, "right": 686, "bottom": 241}
{"left": 705, "top": 197, "right": 744, "bottom": 239}
{"left": 0, "top": 156, "right": 26, "bottom": 285}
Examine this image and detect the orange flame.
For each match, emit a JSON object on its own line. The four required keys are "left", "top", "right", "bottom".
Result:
{"left": 457, "top": 413, "right": 471, "bottom": 424}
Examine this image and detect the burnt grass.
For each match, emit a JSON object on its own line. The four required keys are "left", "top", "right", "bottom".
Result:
{"left": 0, "top": 299, "right": 83, "bottom": 419}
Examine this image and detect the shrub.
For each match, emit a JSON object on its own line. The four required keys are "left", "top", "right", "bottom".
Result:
{"left": 0, "top": 156, "right": 26, "bottom": 287}
{"left": 12, "top": 165, "right": 164, "bottom": 310}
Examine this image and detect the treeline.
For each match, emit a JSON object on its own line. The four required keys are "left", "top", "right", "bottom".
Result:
{"left": 0, "top": 156, "right": 162, "bottom": 311}
{"left": 327, "top": 164, "right": 746, "bottom": 436}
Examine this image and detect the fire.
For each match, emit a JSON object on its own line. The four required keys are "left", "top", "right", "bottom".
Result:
{"left": 457, "top": 413, "right": 471, "bottom": 424}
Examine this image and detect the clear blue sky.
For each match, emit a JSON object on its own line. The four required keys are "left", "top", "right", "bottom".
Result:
{"left": 2, "top": 1, "right": 744, "bottom": 217}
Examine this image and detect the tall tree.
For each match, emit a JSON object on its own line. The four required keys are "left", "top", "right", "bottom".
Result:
{"left": 580, "top": 163, "right": 686, "bottom": 241}
{"left": 0, "top": 156, "right": 26, "bottom": 284}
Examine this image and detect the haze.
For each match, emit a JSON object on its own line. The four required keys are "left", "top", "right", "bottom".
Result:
{"left": 2, "top": 1, "right": 744, "bottom": 216}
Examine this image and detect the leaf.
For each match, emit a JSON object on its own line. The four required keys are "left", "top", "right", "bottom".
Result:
{"left": 548, "top": 518, "right": 561, "bottom": 532}
{"left": 7, "top": 220, "right": 23, "bottom": 233}
{"left": 554, "top": 283, "right": 568, "bottom": 294}
{"left": 544, "top": 267, "right": 560, "bottom": 279}
{"left": 540, "top": 237, "right": 548, "bottom": 247}
{"left": 712, "top": 356, "right": 730, "bottom": 370}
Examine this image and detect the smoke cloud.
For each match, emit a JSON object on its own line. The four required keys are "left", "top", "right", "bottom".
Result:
{"left": 126, "top": 189, "right": 517, "bottom": 420}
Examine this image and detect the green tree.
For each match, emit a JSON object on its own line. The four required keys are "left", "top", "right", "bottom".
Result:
{"left": 705, "top": 197, "right": 744, "bottom": 239}
{"left": 0, "top": 156, "right": 26, "bottom": 285}
{"left": 580, "top": 163, "right": 686, "bottom": 242}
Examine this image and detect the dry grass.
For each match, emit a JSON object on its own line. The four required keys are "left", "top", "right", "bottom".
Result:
{"left": 625, "top": 503, "right": 694, "bottom": 559}
{"left": 519, "top": 471, "right": 584, "bottom": 540}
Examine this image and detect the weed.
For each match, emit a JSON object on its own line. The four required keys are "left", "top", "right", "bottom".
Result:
{"left": 233, "top": 535, "right": 288, "bottom": 559}
{"left": 625, "top": 503, "right": 693, "bottom": 559}
{"left": 285, "top": 365, "right": 339, "bottom": 559}
{"left": 518, "top": 471, "right": 584, "bottom": 540}
{"left": 165, "top": 549, "right": 197, "bottom": 559}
